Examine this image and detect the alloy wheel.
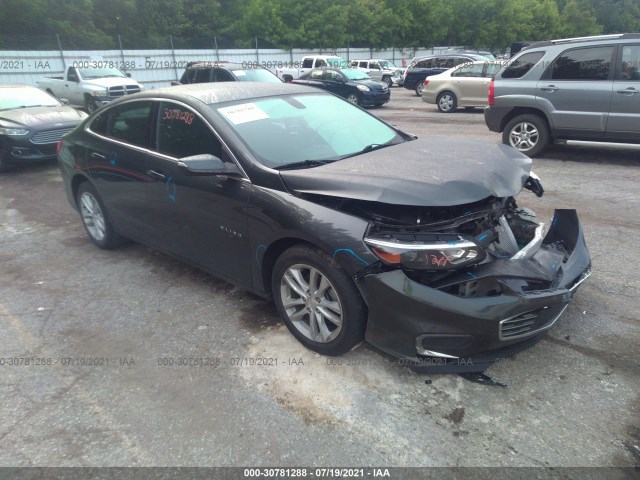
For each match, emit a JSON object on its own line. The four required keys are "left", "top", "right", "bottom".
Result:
{"left": 280, "top": 264, "right": 343, "bottom": 343}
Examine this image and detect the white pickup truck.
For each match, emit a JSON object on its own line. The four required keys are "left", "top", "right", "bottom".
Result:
{"left": 37, "top": 65, "right": 143, "bottom": 113}
{"left": 276, "top": 56, "right": 350, "bottom": 82}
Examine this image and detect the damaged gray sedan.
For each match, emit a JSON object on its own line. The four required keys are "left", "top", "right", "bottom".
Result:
{"left": 58, "top": 83, "right": 591, "bottom": 373}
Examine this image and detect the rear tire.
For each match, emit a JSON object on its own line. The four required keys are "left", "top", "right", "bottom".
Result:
{"left": 415, "top": 82, "right": 424, "bottom": 96}
{"left": 272, "top": 245, "right": 366, "bottom": 356}
{"left": 502, "top": 114, "right": 550, "bottom": 157}
{"left": 436, "top": 91, "right": 457, "bottom": 113}
{"left": 381, "top": 76, "right": 392, "bottom": 87}
{"left": 76, "top": 182, "right": 128, "bottom": 249}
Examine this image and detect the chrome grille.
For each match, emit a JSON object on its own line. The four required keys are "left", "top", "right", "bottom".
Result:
{"left": 108, "top": 85, "right": 141, "bottom": 97}
{"left": 499, "top": 304, "right": 569, "bottom": 341}
{"left": 500, "top": 312, "right": 539, "bottom": 339}
{"left": 30, "top": 127, "right": 74, "bottom": 145}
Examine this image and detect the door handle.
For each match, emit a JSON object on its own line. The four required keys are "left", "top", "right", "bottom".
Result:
{"left": 616, "top": 88, "right": 640, "bottom": 95}
{"left": 146, "top": 169, "right": 166, "bottom": 181}
{"left": 540, "top": 85, "right": 559, "bottom": 92}
{"left": 91, "top": 152, "right": 106, "bottom": 160}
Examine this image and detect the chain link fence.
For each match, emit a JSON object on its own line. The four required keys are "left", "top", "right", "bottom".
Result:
{"left": 0, "top": 34, "right": 452, "bottom": 88}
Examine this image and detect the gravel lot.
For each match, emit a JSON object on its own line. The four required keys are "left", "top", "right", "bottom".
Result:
{"left": 0, "top": 87, "right": 638, "bottom": 473}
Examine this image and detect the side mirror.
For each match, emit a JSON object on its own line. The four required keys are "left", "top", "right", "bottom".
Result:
{"left": 68, "top": 75, "right": 79, "bottom": 82}
{"left": 170, "top": 81, "right": 182, "bottom": 86}
{"left": 126, "top": 73, "right": 132, "bottom": 77}
{"left": 177, "top": 154, "right": 242, "bottom": 176}
{"left": 59, "top": 98, "right": 70, "bottom": 105}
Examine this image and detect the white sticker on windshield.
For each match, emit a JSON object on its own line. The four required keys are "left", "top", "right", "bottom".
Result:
{"left": 218, "top": 103, "right": 268, "bottom": 124}
{"left": 234, "top": 70, "right": 247, "bottom": 77}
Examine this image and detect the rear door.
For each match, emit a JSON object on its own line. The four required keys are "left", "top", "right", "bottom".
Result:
{"left": 606, "top": 44, "right": 640, "bottom": 140}
{"left": 449, "top": 63, "right": 486, "bottom": 105}
{"left": 84, "top": 100, "right": 156, "bottom": 241}
{"left": 536, "top": 45, "right": 614, "bottom": 137}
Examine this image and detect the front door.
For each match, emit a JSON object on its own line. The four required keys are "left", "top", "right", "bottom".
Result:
{"left": 607, "top": 44, "right": 640, "bottom": 140}
{"left": 536, "top": 45, "right": 614, "bottom": 137}
{"left": 146, "top": 101, "right": 252, "bottom": 285}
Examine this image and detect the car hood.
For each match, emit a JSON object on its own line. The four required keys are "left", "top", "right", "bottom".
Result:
{"left": 0, "top": 106, "right": 86, "bottom": 128}
{"left": 279, "top": 137, "right": 532, "bottom": 206}
{"left": 82, "top": 77, "right": 140, "bottom": 88}
{"left": 351, "top": 79, "right": 387, "bottom": 90}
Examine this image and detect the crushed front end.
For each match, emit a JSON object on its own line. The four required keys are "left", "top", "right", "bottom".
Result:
{"left": 356, "top": 192, "right": 591, "bottom": 373}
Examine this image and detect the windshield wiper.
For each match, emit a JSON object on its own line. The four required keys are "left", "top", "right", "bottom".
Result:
{"left": 339, "top": 143, "right": 394, "bottom": 160}
{"left": 275, "top": 159, "right": 336, "bottom": 171}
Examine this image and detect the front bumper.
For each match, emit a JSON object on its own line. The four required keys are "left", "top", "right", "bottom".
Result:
{"left": 2, "top": 136, "right": 58, "bottom": 165}
{"left": 357, "top": 209, "right": 591, "bottom": 373}
{"left": 361, "top": 90, "right": 390, "bottom": 107}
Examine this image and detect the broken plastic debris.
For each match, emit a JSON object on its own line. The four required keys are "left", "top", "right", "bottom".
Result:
{"left": 459, "top": 372, "right": 507, "bottom": 388}
{"left": 37, "top": 307, "right": 46, "bottom": 311}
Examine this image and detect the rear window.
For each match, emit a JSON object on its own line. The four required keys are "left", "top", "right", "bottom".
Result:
{"left": 501, "top": 51, "right": 545, "bottom": 78}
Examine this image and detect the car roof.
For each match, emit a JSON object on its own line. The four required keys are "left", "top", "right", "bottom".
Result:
{"left": 133, "top": 82, "right": 317, "bottom": 105}
{"left": 185, "top": 61, "right": 250, "bottom": 71}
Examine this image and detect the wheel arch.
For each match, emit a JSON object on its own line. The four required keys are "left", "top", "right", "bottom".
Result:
{"left": 71, "top": 173, "right": 91, "bottom": 208}
{"left": 500, "top": 107, "right": 552, "bottom": 136}
{"left": 260, "top": 237, "right": 316, "bottom": 297}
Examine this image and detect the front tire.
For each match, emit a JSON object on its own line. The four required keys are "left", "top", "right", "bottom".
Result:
{"left": 437, "top": 91, "right": 457, "bottom": 113}
{"left": 85, "top": 96, "right": 98, "bottom": 114}
{"left": 502, "top": 114, "right": 550, "bottom": 157}
{"left": 272, "top": 245, "right": 366, "bottom": 356}
{"left": 381, "top": 76, "right": 392, "bottom": 87}
{"left": 76, "top": 182, "right": 127, "bottom": 249}
{"left": 346, "top": 93, "right": 360, "bottom": 106}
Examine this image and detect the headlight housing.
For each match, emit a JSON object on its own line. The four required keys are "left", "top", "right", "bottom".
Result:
{"left": 91, "top": 89, "right": 107, "bottom": 97}
{"left": 364, "top": 236, "right": 485, "bottom": 271}
{"left": 0, "top": 127, "right": 29, "bottom": 136}
{"left": 356, "top": 84, "right": 370, "bottom": 92}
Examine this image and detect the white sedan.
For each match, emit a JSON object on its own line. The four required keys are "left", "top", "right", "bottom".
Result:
{"left": 422, "top": 60, "right": 505, "bottom": 113}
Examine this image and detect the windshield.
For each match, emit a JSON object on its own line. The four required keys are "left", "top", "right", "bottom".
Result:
{"left": 214, "top": 94, "right": 402, "bottom": 168}
{"left": 0, "top": 87, "right": 61, "bottom": 110}
{"left": 341, "top": 69, "right": 370, "bottom": 81}
{"left": 379, "top": 60, "right": 396, "bottom": 69}
{"left": 78, "top": 66, "right": 126, "bottom": 79}
{"left": 233, "top": 69, "right": 282, "bottom": 83}
{"left": 327, "top": 57, "right": 350, "bottom": 68}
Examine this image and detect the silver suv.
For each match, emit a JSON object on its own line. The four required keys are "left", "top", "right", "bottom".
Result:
{"left": 485, "top": 33, "right": 640, "bottom": 157}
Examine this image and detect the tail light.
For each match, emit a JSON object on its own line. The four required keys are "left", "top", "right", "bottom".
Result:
{"left": 488, "top": 80, "right": 495, "bottom": 106}
{"left": 56, "top": 140, "right": 64, "bottom": 155}
{"left": 424, "top": 79, "right": 429, "bottom": 86}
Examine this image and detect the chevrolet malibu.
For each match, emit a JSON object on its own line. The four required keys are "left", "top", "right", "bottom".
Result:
{"left": 58, "top": 83, "right": 591, "bottom": 373}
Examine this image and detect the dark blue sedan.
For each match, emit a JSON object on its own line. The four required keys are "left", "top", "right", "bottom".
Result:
{"left": 292, "top": 68, "right": 390, "bottom": 107}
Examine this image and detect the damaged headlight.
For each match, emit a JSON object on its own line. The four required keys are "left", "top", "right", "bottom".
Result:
{"left": 364, "top": 236, "right": 486, "bottom": 270}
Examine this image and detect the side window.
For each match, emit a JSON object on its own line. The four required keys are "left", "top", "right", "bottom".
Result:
{"left": 180, "top": 68, "right": 196, "bottom": 84}
{"left": 157, "top": 102, "right": 223, "bottom": 159}
{"left": 484, "top": 62, "right": 503, "bottom": 77}
{"left": 416, "top": 58, "right": 433, "bottom": 68}
{"left": 215, "top": 69, "right": 235, "bottom": 82}
{"left": 325, "top": 70, "right": 342, "bottom": 81}
{"left": 89, "top": 110, "right": 108, "bottom": 135}
{"left": 502, "top": 51, "right": 545, "bottom": 78}
{"left": 620, "top": 45, "right": 640, "bottom": 81}
{"left": 67, "top": 67, "right": 79, "bottom": 82}
{"left": 309, "top": 70, "right": 324, "bottom": 80}
{"left": 106, "top": 101, "right": 154, "bottom": 148}
{"left": 452, "top": 63, "right": 483, "bottom": 77}
{"left": 316, "top": 59, "right": 327, "bottom": 67}
{"left": 370, "top": 61, "right": 380, "bottom": 70}
{"left": 302, "top": 58, "right": 314, "bottom": 68}
{"left": 193, "top": 68, "right": 212, "bottom": 83}
{"left": 358, "top": 61, "right": 367, "bottom": 68}
{"left": 550, "top": 46, "right": 614, "bottom": 80}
